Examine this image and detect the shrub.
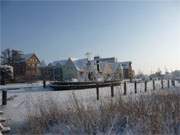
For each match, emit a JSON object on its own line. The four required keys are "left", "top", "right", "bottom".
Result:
{"left": 18, "top": 90, "right": 180, "bottom": 135}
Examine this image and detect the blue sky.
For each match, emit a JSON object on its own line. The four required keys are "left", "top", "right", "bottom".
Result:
{"left": 1, "top": 1, "right": 180, "bottom": 74}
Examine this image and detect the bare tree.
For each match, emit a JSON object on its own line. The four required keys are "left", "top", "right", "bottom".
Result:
{"left": 1, "top": 49, "right": 24, "bottom": 80}
{"left": 1, "top": 48, "right": 11, "bottom": 65}
{"left": 1, "top": 48, "right": 23, "bottom": 66}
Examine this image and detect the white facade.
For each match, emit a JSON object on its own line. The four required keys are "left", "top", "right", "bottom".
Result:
{"left": 50, "top": 56, "right": 131, "bottom": 81}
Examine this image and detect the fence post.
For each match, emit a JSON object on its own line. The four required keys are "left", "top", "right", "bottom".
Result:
{"left": 134, "top": 81, "right": 137, "bottom": 94}
{"left": 174, "top": 80, "right": 176, "bottom": 87}
{"left": 124, "top": 81, "right": 127, "bottom": 95}
{"left": 167, "top": 80, "right": 170, "bottom": 88}
{"left": 1, "top": 71, "right": 5, "bottom": 85}
{"left": 171, "top": 80, "right": 175, "bottom": 87}
{"left": 161, "top": 79, "right": 164, "bottom": 89}
{"left": 1, "top": 71, "right": 7, "bottom": 105}
{"left": 144, "top": 81, "right": 147, "bottom": 92}
{"left": 153, "top": 80, "right": 155, "bottom": 90}
{"left": 173, "top": 80, "right": 176, "bottom": 87}
{"left": 2, "top": 90, "right": 7, "bottom": 105}
{"left": 96, "top": 83, "right": 99, "bottom": 100}
{"left": 111, "top": 83, "right": 114, "bottom": 97}
{"left": 43, "top": 80, "right": 46, "bottom": 88}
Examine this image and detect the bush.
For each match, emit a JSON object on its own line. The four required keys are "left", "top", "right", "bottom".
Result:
{"left": 18, "top": 91, "right": 180, "bottom": 135}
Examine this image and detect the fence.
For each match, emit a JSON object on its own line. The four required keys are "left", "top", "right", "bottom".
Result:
{"left": 94, "top": 79, "right": 177, "bottom": 100}
{"left": 0, "top": 79, "right": 178, "bottom": 105}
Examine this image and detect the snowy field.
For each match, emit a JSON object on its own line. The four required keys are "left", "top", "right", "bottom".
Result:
{"left": 0, "top": 80, "right": 180, "bottom": 130}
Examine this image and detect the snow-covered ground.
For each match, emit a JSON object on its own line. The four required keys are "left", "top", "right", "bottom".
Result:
{"left": 0, "top": 80, "right": 180, "bottom": 131}
{"left": 0, "top": 81, "right": 47, "bottom": 91}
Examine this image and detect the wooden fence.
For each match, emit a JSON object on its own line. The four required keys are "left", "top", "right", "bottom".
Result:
{"left": 0, "top": 79, "right": 178, "bottom": 105}
{"left": 94, "top": 79, "right": 176, "bottom": 100}
{"left": 49, "top": 79, "right": 177, "bottom": 100}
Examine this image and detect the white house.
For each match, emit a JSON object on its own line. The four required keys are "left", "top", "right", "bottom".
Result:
{"left": 49, "top": 56, "right": 133, "bottom": 82}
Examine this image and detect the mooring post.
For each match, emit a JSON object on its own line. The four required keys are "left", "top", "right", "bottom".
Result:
{"left": 161, "top": 79, "right": 164, "bottom": 89}
{"left": 43, "top": 80, "right": 46, "bottom": 88}
{"left": 167, "top": 80, "right": 170, "bottom": 88}
{"left": 134, "top": 81, "right": 137, "bottom": 94}
{"left": 96, "top": 83, "right": 99, "bottom": 100}
{"left": 111, "top": 83, "right": 114, "bottom": 97}
{"left": 144, "top": 81, "right": 147, "bottom": 92}
{"left": 153, "top": 80, "right": 155, "bottom": 90}
{"left": 2, "top": 90, "right": 7, "bottom": 105}
{"left": 124, "top": 81, "right": 127, "bottom": 95}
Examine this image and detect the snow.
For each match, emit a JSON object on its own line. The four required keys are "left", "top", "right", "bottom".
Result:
{"left": 0, "top": 80, "right": 179, "bottom": 131}
{"left": 0, "top": 81, "right": 46, "bottom": 91}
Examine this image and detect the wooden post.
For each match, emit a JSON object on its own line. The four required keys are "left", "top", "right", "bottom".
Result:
{"left": 174, "top": 80, "right": 176, "bottom": 87}
{"left": 161, "top": 79, "right": 164, "bottom": 89}
{"left": 111, "top": 83, "right": 114, "bottom": 97}
{"left": 172, "top": 80, "right": 176, "bottom": 87}
{"left": 171, "top": 80, "right": 175, "bottom": 87}
{"left": 134, "top": 81, "right": 137, "bottom": 94}
{"left": 96, "top": 83, "right": 99, "bottom": 100}
{"left": 1, "top": 71, "right": 7, "bottom": 105}
{"left": 43, "top": 80, "right": 46, "bottom": 88}
{"left": 2, "top": 90, "right": 7, "bottom": 105}
{"left": 153, "top": 80, "right": 155, "bottom": 90}
{"left": 167, "top": 80, "right": 170, "bottom": 88}
{"left": 0, "top": 71, "right": 5, "bottom": 85}
{"left": 144, "top": 81, "right": 147, "bottom": 92}
{"left": 124, "top": 81, "right": 127, "bottom": 95}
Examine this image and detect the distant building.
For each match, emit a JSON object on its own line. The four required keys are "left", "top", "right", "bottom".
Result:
{"left": 47, "top": 56, "right": 134, "bottom": 82}
{"left": 14, "top": 53, "right": 40, "bottom": 81}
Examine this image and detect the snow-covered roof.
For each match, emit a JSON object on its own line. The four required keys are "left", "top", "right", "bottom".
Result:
{"left": 51, "top": 58, "right": 132, "bottom": 71}
{"left": 51, "top": 60, "right": 68, "bottom": 66}
{"left": 18, "top": 53, "right": 40, "bottom": 63}
{"left": 74, "top": 58, "right": 88, "bottom": 71}
{"left": 51, "top": 58, "right": 89, "bottom": 71}
{"left": 22, "top": 53, "right": 34, "bottom": 61}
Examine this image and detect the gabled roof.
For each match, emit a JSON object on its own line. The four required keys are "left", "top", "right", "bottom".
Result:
{"left": 51, "top": 58, "right": 132, "bottom": 71}
{"left": 22, "top": 53, "right": 34, "bottom": 61}
{"left": 21, "top": 53, "right": 40, "bottom": 63}
{"left": 51, "top": 58, "right": 89, "bottom": 71}
{"left": 74, "top": 58, "right": 88, "bottom": 71}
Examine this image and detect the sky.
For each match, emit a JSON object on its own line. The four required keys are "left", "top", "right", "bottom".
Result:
{"left": 1, "top": 0, "right": 180, "bottom": 74}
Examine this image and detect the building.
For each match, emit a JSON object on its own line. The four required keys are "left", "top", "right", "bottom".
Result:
{"left": 118, "top": 61, "right": 134, "bottom": 80}
{"left": 14, "top": 53, "right": 40, "bottom": 81}
{"left": 47, "top": 56, "right": 134, "bottom": 82}
{"left": 48, "top": 58, "right": 93, "bottom": 81}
